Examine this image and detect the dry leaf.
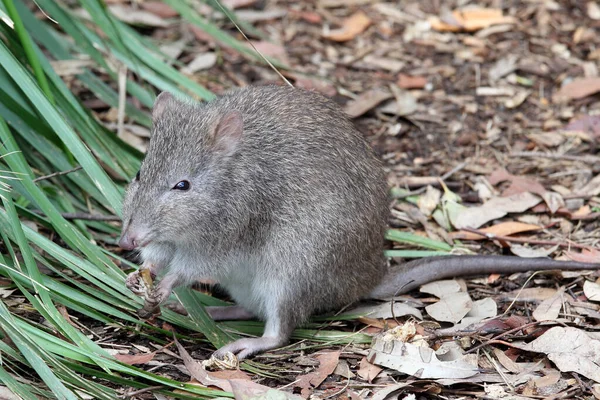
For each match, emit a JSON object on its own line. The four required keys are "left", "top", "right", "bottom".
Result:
{"left": 140, "top": 1, "right": 178, "bottom": 18}
{"left": 565, "top": 248, "right": 600, "bottom": 264}
{"left": 109, "top": 5, "right": 171, "bottom": 27}
{"left": 576, "top": 174, "right": 600, "bottom": 197}
{"left": 553, "top": 77, "right": 600, "bottom": 102}
{"left": 584, "top": 281, "right": 600, "bottom": 302}
{"left": 362, "top": 55, "right": 404, "bottom": 72}
{"left": 425, "top": 292, "right": 473, "bottom": 324}
{"left": 430, "top": 8, "right": 516, "bottom": 32}
{"left": 344, "top": 89, "right": 392, "bottom": 118}
{"left": 344, "top": 302, "right": 423, "bottom": 320}
{"left": 397, "top": 74, "right": 428, "bottom": 89}
{"left": 528, "top": 132, "right": 565, "bottom": 147}
{"left": 175, "top": 339, "right": 301, "bottom": 399}
{"left": 438, "top": 298, "right": 498, "bottom": 334}
{"left": 514, "top": 327, "right": 600, "bottom": 383}
{"left": 235, "top": 9, "right": 287, "bottom": 23}
{"left": 357, "top": 357, "right": 382, "bottom": 383}
{"left": 371, "top": 382, "right": 413, "bottom": 400}
{"left": 114, "top": 352, "right": 156, "bottom": 365}
{"left": 493, "top": 348, "right": 523, "bottom": 373}
{"left": 417, "top": 185, "right": 441, "bottom": 217}
{"left": 222, "top": 0, "right": 257, "bottom": 8}
{"left": 509, "top": 244, "right": 559, "bottom": 259}
{"left": 500, "top": 287, "right": 558, "bottom": 302}
{"left": 532, "top": 287, "right": 564, "bottom": 321}
{"left": 450, "top": 221, "right": 541, "bottom": 241}
{"left": 294, "top": 351, "right": 340, "bottom": 398}
{"left": 333, "top": 359, "right": 355, "bottom": 379}
{"left": 489, "top": 55, "right": 517, "bottom": 82}
{"left": 565, "top": 115, "right": 600, "bottom": 140}
{"left": 588, "top": 2, "right": 600, "bottom": 20}
{"left": 420, "top": 280, "right": 462, "bottom": 298}
{"left": 248, "top": 41, "right": 288, "bottom": 64}
{"left": 368, "top": 334, "right": 479, "bottom": 379}
{"left": 378, "top": 93, "right": 418, "bottom": 116}
{"left": 453, "top": 192, "right": 542, "bottom": 229}
{"left": 182, "top": 53, "right": 217, "bottom": 74}
{"left": 323, "top": 11, "right": 372, "bottom": 42}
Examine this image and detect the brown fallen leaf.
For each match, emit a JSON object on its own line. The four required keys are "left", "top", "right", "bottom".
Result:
{"left": 553, "top": 77, "right": 600, "bottom": 103}
{"left": 532, "top": 287, "right": 565, "bottom": 322}
{"left": 565, "top": 248, "right": 600, "bottom": 264}
{"left": 109, "top": 5, "right": 171, "bottom": 27}
{"left": 357, "top": 357, "right": 382, "bottom": 383}
{"left": 248, "top": 41, "right": 289, "bottom": 64}
{"left": 140, "top": 1, "right": 178, "bottom": 18}
{"left": 397, "top": 74, "right": 428, "bottom": 89}
{"left": 450, "top": 221, "right": 542, "bottom": 241}
{"left": 289, "top": 9, "right": 323, "bottom": 24}
{"left": 292, "top": 76, "right": 337, "bottom": 97}
{"left": 114, "top": 351, "right": 156, "bottom": 365}
{"left": 509, "top": 244, "right": 559, "bottom": 259}
{"left": 222, "top": 0, "right": 257, "bottom": 8}
{"left": 323, "top": 11, "right": 371, "bottom": 42}
{"left": 430, "top": 8, "right": 516, "bottom": 33}
{"left": 174, "top": 338, "right": 301, "bottom": 398}
{"left": 564, "top": 115, "right": 600, "bottom": 140}
{"left": 344, "top": 89, "right": 392, "bottom": 118}
{"left": 489, "top": 168, "right": 563, "bottom": 213}
{"left": 488, "top": 168, "right": 545, "bottom": 197}
{"left": 294, "top": 351, "right": 340, "bottom": 398}
{"left": 513, "top": 327, "right": 600, "bottom": 383}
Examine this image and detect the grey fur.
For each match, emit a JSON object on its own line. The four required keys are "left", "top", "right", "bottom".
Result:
{"left": 120, "top": 85, "right": 599, "bottom": 359}
{"left": 120, "top": 85, "right": 388, "bottom": 358}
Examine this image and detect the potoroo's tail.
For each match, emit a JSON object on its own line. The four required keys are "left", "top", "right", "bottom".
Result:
{"left": 369, "top": 255, "right": 600, "bottom": 298}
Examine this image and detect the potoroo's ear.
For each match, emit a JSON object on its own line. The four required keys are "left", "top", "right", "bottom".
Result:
{"left": 212, "top": 111, "right": 243, "bottom": 156}
{"left": 152, "top": 92, "right": 174, "bottom": 121}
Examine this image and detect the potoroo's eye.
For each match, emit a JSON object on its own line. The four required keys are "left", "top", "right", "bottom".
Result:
{"left": 172, "top": 180, "right": 190, "bottom": 191}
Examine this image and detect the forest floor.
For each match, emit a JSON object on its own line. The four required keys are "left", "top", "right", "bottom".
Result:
{"left": 89, "top": 0, "right": 600, "bottom": 398}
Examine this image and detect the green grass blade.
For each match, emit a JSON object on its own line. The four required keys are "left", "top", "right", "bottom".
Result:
{"left": 0, "top": 42, "right": 123, "bottom": 215}
{"left": 385, "top": 229, "right": 452, "bottom": 252}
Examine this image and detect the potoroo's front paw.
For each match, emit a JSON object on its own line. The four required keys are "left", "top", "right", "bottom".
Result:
{"left": 213, "top": 336, "right": 287, "bottom": 360}
{"left": 125, "top": 270, "right": 146, "bottom": 296}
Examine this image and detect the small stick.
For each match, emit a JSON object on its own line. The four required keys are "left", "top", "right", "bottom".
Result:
{"left": 30, "top": 210, "right": 121, "bottom": 221}
{"left": 441, "top": 161, "right": 467, "bottom": 181}
{"left": 119, "top": 385, "right": 164, "bottom": 399}
{"left": 33, "top": 166, "right": 82, "bottom": 182}
{"left": 461, "top": 226, "right": 594, "bottom": 251}
{"left": 509, "top": 151, "right": 600, "bottom": 164}
{"left": 61, "top": 212, "right": 121, "bottom": 222}
{"left": 465, "top": 321, "right": 548, "bottom": 354}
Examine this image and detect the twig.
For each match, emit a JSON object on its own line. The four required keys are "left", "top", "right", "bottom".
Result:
{"left": 33, "top": 166, "right": 82, "bottom": 182}
{"left": 60, "top": 212, "right": 121, "bottom": 222}
{"left": 465, "top": 321, "right": 546, "bottom": 354}
{"left": 461, "top": 226, "right": 594, "bottom": 251}
{"left": 119, "top": 385, "right": 164, "bottom": 399}
{"left": 509, "top": 151, "right": 600, "bottom": 164}
{"left": 570, "top": 211, "right": 600, "bottom": 221}
{"left": 441, "top": 161, "right": 467, "bottom": 181}
{"left": 31, "top": 210, "right": 121, "bottom": 221}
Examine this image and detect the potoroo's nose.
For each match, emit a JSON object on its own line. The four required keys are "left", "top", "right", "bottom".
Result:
{"left": 118, "top": 229, "right": 138, "bottom": 250}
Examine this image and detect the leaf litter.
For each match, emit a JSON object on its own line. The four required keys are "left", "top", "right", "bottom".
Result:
{"left": 28, "top": 0, "right": 600, "bottom": 398}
